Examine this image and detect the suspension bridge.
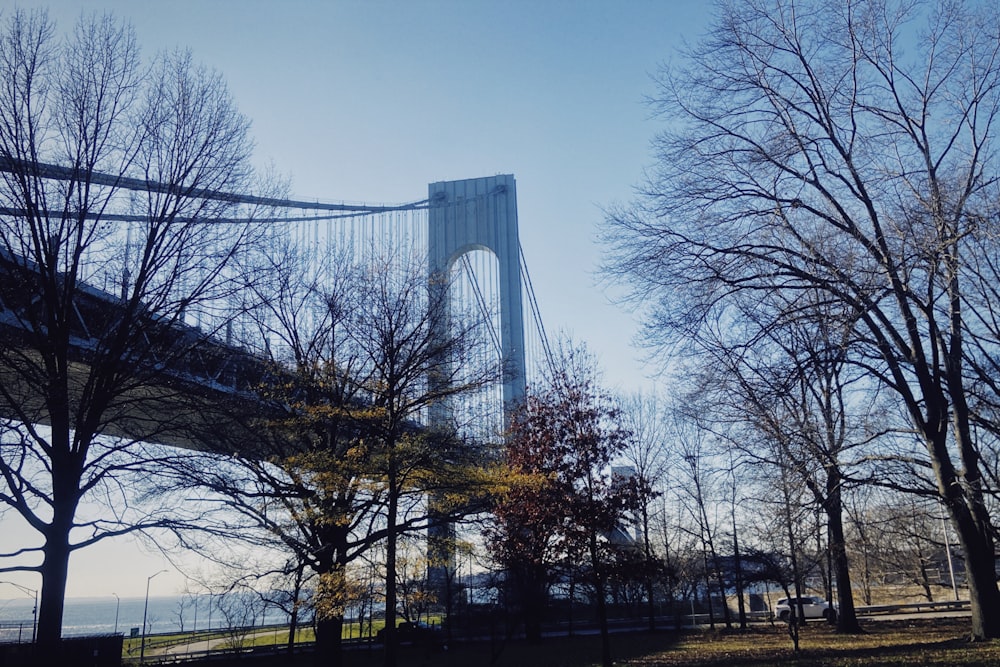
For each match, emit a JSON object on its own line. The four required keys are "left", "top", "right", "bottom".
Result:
{"left": 0, "top": 170, "right": 554, "bottom": 449}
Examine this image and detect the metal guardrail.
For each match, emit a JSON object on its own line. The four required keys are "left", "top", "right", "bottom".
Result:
{"left": 622, "top": 602, "right": 970, "bottom": 628}
{"left": 0, "top": 620, "right": 36, "bottom": 644}
{"left": 855, "top": 599, "right": 970, "bottom": 616}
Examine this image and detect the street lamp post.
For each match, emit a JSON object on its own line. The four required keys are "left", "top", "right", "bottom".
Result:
{"left": 0, "top": 581, "right": 37, "bottom": 643}
{"left": 942, "top": 516, "right": 960, "bottom": 601}
{"left": 207, "top": 593, "right": 212, "bottom": 633}
{"left": 140, "top": 570, "right": 167, "bottom": 665}
{"left": 112, "top": 592, "right": 120, "bottom": 635}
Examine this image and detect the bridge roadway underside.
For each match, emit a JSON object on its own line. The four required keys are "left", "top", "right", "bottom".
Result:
{"left": 0, "top": 291, "right": 272, "bottom": 455}
{"left": 0, "top": 345, "right": 270, "bottom": 454}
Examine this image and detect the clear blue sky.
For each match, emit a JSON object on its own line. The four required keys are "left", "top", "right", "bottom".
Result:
{"left": 2, "top": 0, "right": 714, "bottom": 599}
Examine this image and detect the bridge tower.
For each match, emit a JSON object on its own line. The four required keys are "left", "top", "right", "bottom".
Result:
{"left": 426, "top": 174, "right": 526, "bottom": 600}
{"left": 427, "top": 174, "right": 526, "bottom": 411}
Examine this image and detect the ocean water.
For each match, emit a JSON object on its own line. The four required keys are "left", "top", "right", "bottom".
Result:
{"left": 0, "top": 594, "right": 291, "bottom": 641}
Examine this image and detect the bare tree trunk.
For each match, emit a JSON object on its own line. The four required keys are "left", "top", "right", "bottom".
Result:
{"left": 287, "top": 563, "right": 305, "bottom": 653}
{"left": 950, "top": 499, "right": 1000, "bottom": 639}
{"left": 781, "top": 464, "right": 804, "bottom": 651}
{"left": 36, "top": 425, "right": 77, "bottom": 645}
{"left": 383, "top": 467, "right": 399, "bottom": 667}
{"left": 731, "top": 523, "right": 747, "bottom": 630}
{"left": 316, "top": 617, "right": 345, "bottom": 667}
{"left": 827, "top": 493, "right": 861, "bottom": 633}
{"left": 642, "top": 502, "right": 656, "bottom": 632}
{"left": 37, "top": 521, "right": 71, "bottom": 646}
{"left": 701, "top": 546, "right": 715, "bottom": 630}
{"left": 728, "top": 458, "right": 746, "bottom": 630}
{"left": 590, "top": 532, "right": 613, "bottom": 667}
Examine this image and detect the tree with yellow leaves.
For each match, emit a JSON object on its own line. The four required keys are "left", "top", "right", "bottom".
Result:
{"left": 176, "top": 243, "right": 499, "bottom": 667}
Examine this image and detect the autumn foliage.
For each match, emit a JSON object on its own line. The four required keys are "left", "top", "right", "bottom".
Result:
{"left": 488, "top": 348, "right": 640, "bottom": 666}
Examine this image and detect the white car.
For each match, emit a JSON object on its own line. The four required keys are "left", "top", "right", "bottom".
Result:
{"left": 773, "top": 595, "right": 836, "bottom": 621}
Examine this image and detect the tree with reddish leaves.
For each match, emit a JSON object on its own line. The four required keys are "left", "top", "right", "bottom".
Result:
{"left": 488, "top": 346, "right": 637, "bottom": 667}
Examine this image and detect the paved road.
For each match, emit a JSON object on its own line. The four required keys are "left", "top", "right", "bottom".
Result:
{"left": 153, "top": 627, "right": 288, "bottom": 657}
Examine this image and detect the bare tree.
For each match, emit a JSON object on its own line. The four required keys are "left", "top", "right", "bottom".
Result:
{"left": 847, "top": 494, "right": 959, "bottom": 603}
{"left": 262, "top": 560, "right": 312, "bottom": 652}
{"left": 618, "top": 393, "right": 669, "bottom": 631}
{"left": 215, "top": 587, "right": 265, "bottom": 651}
{"left": 603, "top": 0, "right": 1000, "bottom": 639}
{"left": 168, "top": 242, "right": 499, "bottom": 667}
{"left": 0, "top": 9, "right": 261, "bottom": 643}
{"left": 674, "top": 427, "right": 732, "bottom": 630}
{"left": 686, "top": 293, "right": 875, "bottom": 632}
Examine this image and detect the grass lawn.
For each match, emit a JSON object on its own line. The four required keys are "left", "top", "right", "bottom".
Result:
{"left": 611, "top": 617, "right": 1000, "bottom": 667}
{"left": 173, "top": 617, "right": 1000, "bottom": 667}
{"left": 127, "top": 617, "right": 391, "bottom": 656}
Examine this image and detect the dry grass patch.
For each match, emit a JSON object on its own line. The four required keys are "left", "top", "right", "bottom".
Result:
{"left": 622, "top": 617, "right": 1000, "bottom": 666}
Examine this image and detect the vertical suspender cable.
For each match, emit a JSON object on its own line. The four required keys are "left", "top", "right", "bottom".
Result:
{"left": 461, "top": 254, "right": 503, "bottom": 359}
{"left": 519, "top": 242, "right": 556, "bottom": 381}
